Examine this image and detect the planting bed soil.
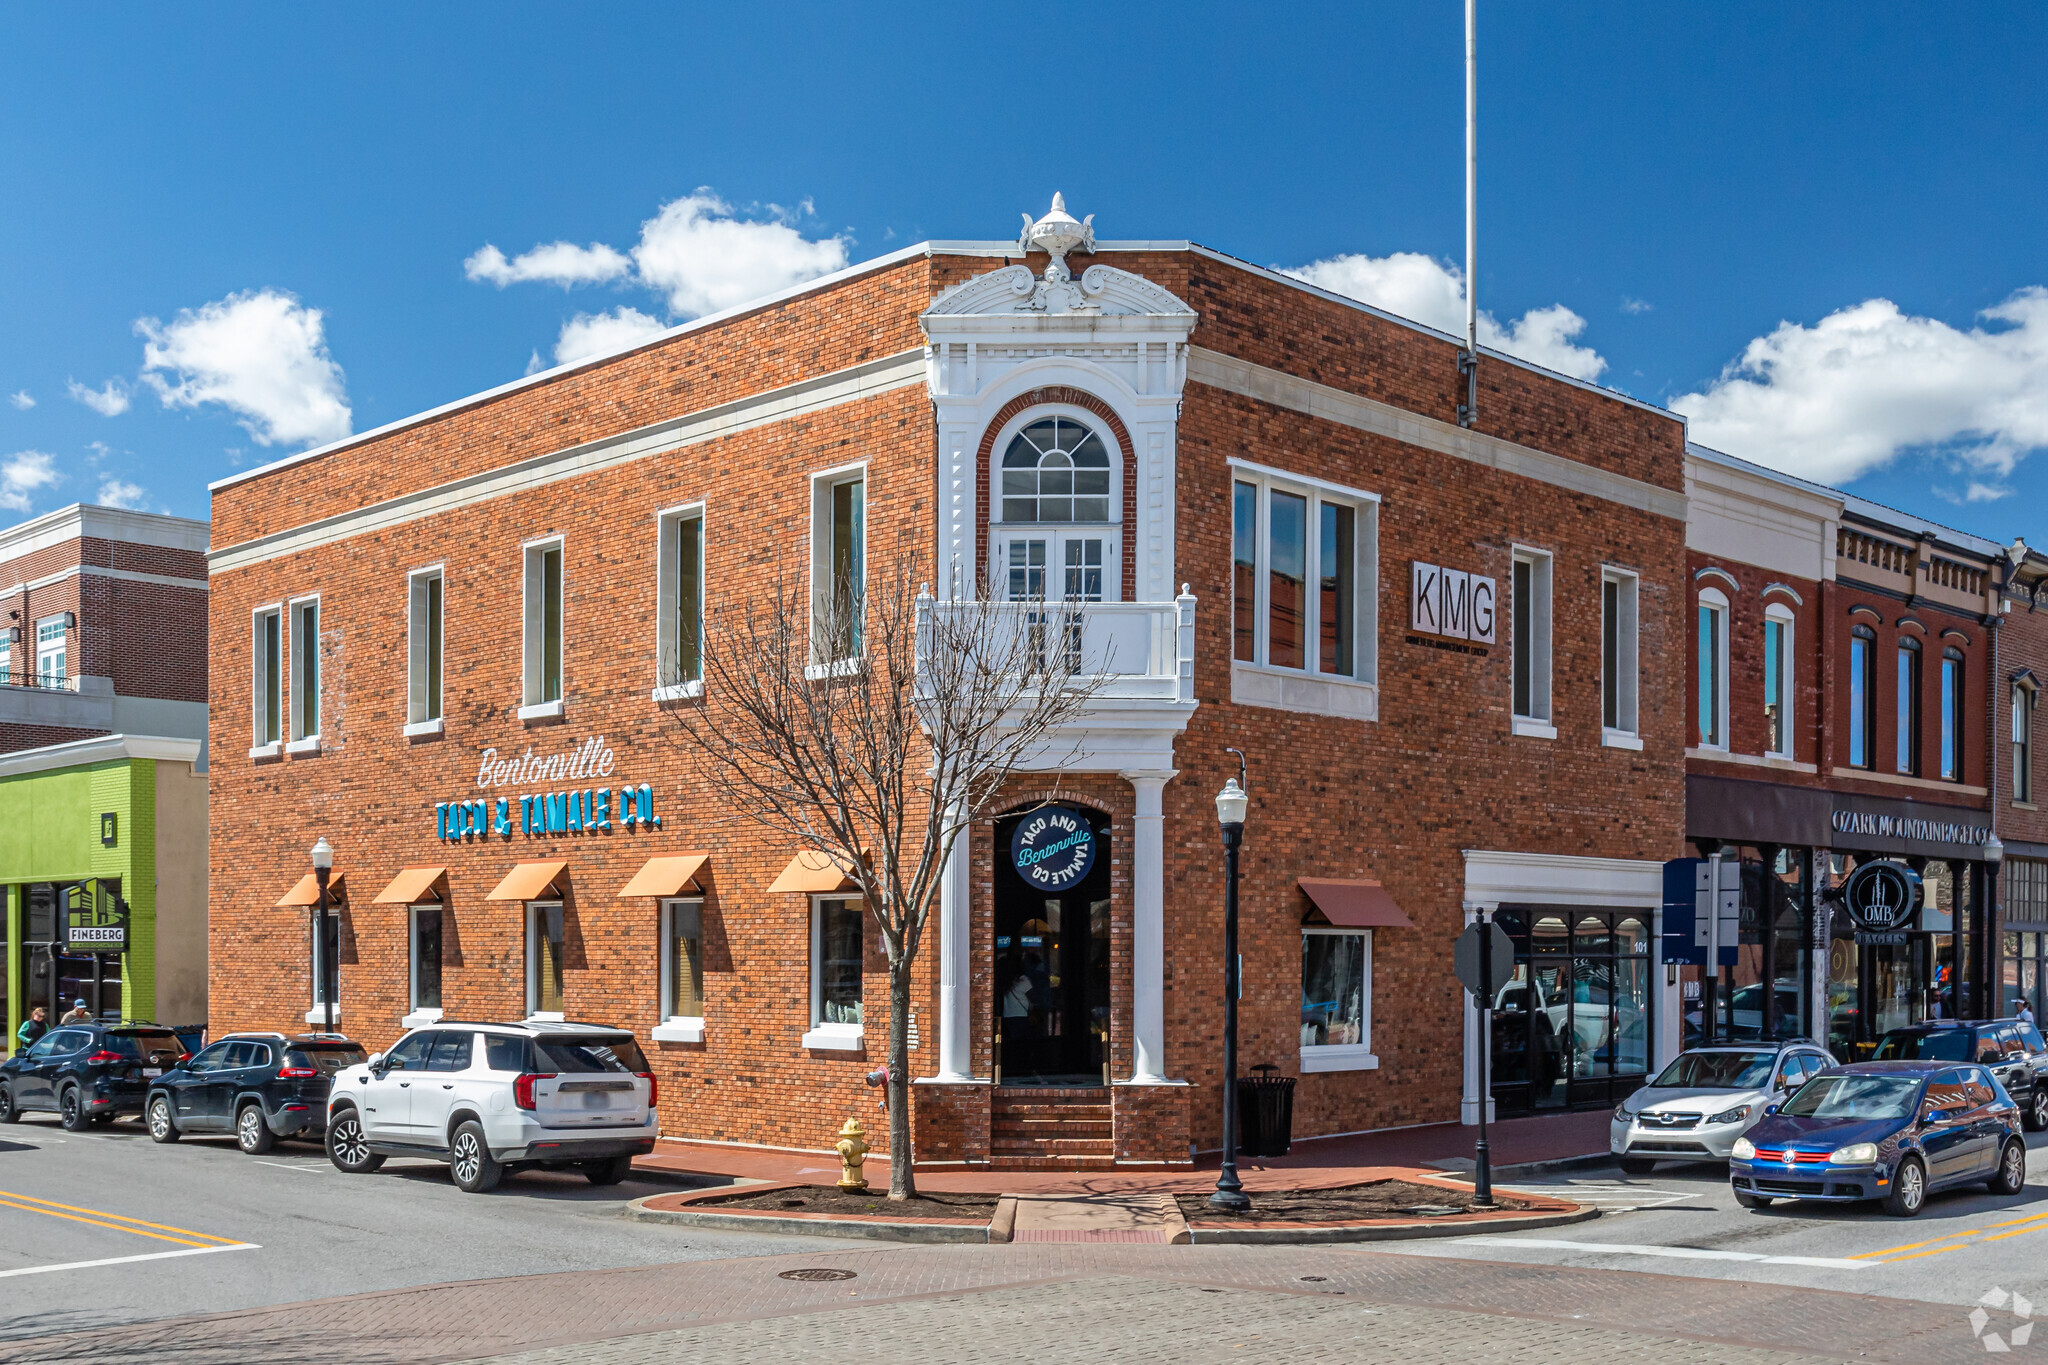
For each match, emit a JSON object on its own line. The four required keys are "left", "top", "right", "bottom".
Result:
{"left": 1179, "top": 1179, "right": 1533, "bottom": 1222}
{"left": 698, "top": 1186, "right": 1003, "bottom": 1220}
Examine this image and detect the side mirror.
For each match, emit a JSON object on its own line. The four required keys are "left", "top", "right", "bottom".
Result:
{"left": 366, "top": 1052, "right": 387, "bottom": 1075}
{"left": 1921, "top": 1108, "right": 1949, "bottom": 1126}
{"left": 1764, "top": 1103, "right": 1780, "bottom": 1116}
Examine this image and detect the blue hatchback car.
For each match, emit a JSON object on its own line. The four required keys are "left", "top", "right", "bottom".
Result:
{"left": 1730, "top": 1060, "right": 2027, "bottom": 1217}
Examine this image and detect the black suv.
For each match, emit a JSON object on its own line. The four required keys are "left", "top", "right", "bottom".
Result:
{"left": 0, "top": 1022, "right": 187, "bottom": 1129}
{"left": 147, "top": 1033, "right": 366, "bottom": 1153}
{"left": 1873, "top": 1019, "right": 2048, "bottom": 1131}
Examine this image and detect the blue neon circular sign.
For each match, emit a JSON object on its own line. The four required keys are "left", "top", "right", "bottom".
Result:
{"left": 1010, "top": 806, "right": 1097, "bottom": 892}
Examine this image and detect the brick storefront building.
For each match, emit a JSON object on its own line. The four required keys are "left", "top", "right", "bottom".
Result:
{"left": 205, "top": 198, "right": 1689, "bottom": 1163}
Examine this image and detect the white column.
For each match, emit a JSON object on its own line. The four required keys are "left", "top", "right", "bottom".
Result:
{"left": 1460, "top": 901, "right": 1497, "bottom": 1125}
{"left": 1124, "top": 770, "right": 1175, "bottom": 1083}
{"left": 933, "top": 801, "right": 974, "bottom": 1081}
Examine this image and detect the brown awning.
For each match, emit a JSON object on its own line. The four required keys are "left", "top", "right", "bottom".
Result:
{"left": 618, "top": 854, "right": 711, "bottom": 898}
{"left": 768, "top": 849, "right": 861, "bottom": 894}
{"left": 485, "top": 859, "right": 569, "bottom": 902}
{"left": 1299, "top": 877, "right": 1413, "bottom": 928}
{"left": 372, "top": 866, "right": 447, "bottom": 905}
{"left": 275, "top": 872, "right": 345, "bottom": 908}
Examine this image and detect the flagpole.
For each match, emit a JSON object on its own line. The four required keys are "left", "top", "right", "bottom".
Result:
{"left": 1459, "top": 0, "right": 1479, "bottom": 428}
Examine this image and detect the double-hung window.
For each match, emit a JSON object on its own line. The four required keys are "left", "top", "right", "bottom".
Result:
{"left": 521, "top": 538, "right": 565, "bottom": 717}
{"left": 810, "top": 468, "right": 865, "bottom": 669}
{"left": 1763, "top": 605, "right": 1794, "bottom": 758}
{"left": 1849, "top": 625, "right": 1877, "bottom": 769}
{"left": 2015, "top": 681, "right": 2036, "bottom": 803}
{"left": 1695, "top": 588, "right": 1728, "bottom": 749}
{"left": 34, "top": 615, "right": 66, "bottom": 687}
{"left": 1300, "top": 928, "right": 1374, "bottom": 1072}
{"left": 1941, "top": 647, "right": 1964, "bottom": 782}
{"left": 655, "top": 506, "right": 705, "bottom": 699}
{"left": 1897, "top": 637, "right": 1922, "bottom": 776}
{"left": 252, "top": 605, "right": 282, "bottom": 754}
{"left": 407, "top": 568, "right": 444, "bottom": 734}
{"left": 803, "top": 895, "right": 863, "bottom": 1049}
{"left": 655, "top": 898, "right": 705, "bottom": 1042}
{"left": 1229, "top": 468, "right": 1378, "bottom": 718}
{"left": 1601, "top": 568, "right": 1639, "bottom": 744}
{"left": 1512, "top": 549, "right": 1554, "bottom": 735}
{"left": 288, "top": 596, "right": 320, "bottom": 749}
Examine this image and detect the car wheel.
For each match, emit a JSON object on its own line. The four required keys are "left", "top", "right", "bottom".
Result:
{"left": 236, "top": 1104, "right": 275, "bottom": 1155}
{"left": 1734, "top": 1190, "right": 1773, "bottom": 1210}
{"left": 1884, "top": 1156, "right": 1927, "bottom": 1217}
{"left": 0, "top": 1086, "right": 17, "bottom": 1124}
{"left": 2027, "top": 1088, "right": 2048, "bottom": 1134}
{"left": 325, "top": 1109, "right": 385, "bottom": 1174}
{"left": 1617, "top": 1157, "right": 1657, "bottom": 1176}
{"left": 1989, "top": 1139, "right": 2028, "bottom": 1196}
{"left": 147, "top": 1094, "right": 180, "bottom": 1143}
{"left": 448, "top": 1121, "right": 502, "bottom": 1193}
{"left": 58, "top": 1087, "right": 90, "bottom": 1132}
{"left": 580, "top": 1154, "right": 635, "bottom": 1186}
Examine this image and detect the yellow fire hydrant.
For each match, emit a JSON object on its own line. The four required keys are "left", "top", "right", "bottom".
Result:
{"left": 834, "top": 1117, "right": 870, "bottom": 1192}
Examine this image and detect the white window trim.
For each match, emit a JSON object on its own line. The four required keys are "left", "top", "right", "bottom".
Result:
{"left": 33, "top": 613, "right": 67, "bottom": 685}
{"left": 1511, "top": 545, "right": 1553, "bottom": 732}
{"left": 408, "top": 904, "right": 442, "bottom": 1016}
{"left": 521, "top": 535, "right": 565, "bottom": 710}
{"left": 287, "top": 594, "right": 321, "bottom": 744}
{"left": 808, "top": 461, "right": 868, "bottom": 667}
{"left": 1764, "top": 602, "right": 1796, "bottom": 759}
{"left": 1696, "top": 586, "right": 1730, "bottom": 752}
{"left": 525, "top": 899, "right": 563, "bottom": 1019}
{"left": 654, "top": 502, "right": 706, "bottom": 695}
{"left": 655, "top": 897, "right": 706, "bottom": 1044}
{"left": 1228, "top": 466, "right": 1380, "bottom": 720}
{"left": 804, "top": 893, "right": 864, "bottom": 1049}
{"left": 990, "top": 404, "right": 1126, "bottom": 532}
{"left": 1601, "top": 565, "right": 1640, "bottom": 741}
{"left": 251, "top": 602, "right": 283, "bottom": 756}
{"left": 1299, "top": 926, "right": 1376, "bottom": 1073}
{"left": 407, "top": 563, "right": 445, "bottom": 729}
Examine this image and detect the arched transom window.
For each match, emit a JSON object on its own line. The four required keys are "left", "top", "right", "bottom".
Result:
{"left": 1001, "top": 417, "right": 1112, "bottom": 523}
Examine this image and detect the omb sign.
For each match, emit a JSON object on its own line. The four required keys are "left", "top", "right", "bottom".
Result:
{"left": 1842, "top": 860, "right": 1921, "bottom": 945}
{"left": 1011, "top": 806, "right": 1096, "bottom": 892}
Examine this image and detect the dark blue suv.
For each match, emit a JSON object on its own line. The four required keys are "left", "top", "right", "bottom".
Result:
{"left": 146, "top": 1033, "right": 366, "bottom": 1153}
{"left": 0, "top": 1022, "right": 187, "bottom": 1129}
{"left": 1730, "top": 1060, "right": 2027, "bottom": 1217}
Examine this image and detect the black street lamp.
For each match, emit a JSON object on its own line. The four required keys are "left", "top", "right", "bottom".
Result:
{"left": 311, "top": 836, "right": 335, "bottom": 1033}
{"left": 1210, "top": 754, "right": 1251, "bottom": 1214}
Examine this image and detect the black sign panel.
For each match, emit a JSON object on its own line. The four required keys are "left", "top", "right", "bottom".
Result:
{"left": 1009, "top": 806, "right": 1097, "bottom": 892}
{"left": 1842, "top": 860, "right": 1920, "bottom": 935}
{"left": 64, "top": 881, "right": 129, "bottom": 955}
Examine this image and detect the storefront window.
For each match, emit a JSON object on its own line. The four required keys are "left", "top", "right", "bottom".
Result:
{"left": 1300, "top": 929, "right": 1370, "bottom": 1051}
{"left": 665, "top": 898, "right": 703, "bottom": 1020}
{"left": 1491, "top": 907, "right": 1650, "bottom": 1114}
{"left": 527, "top": 902, "right": 564, "bottom": 1016}
{"left": 814, "top": 897, "right": 862, "bottom": 1027}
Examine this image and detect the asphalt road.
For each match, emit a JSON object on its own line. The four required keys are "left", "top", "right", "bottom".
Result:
{"left": 0, "top": 1114, "right": 845, "bottom": 1340}
{"left": 1396, "top": 1128, "right": 2048, "bottom": 1307}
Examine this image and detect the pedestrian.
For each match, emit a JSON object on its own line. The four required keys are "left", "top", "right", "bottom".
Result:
{"left": 2018, "top": 999, "right": 2037, "bottom": 1026}
{"left": 59, "top": 998, "right": 91, "bottom": 1025}
{"left": 15, "top": 1007, "right": 47, "bottom": 1051}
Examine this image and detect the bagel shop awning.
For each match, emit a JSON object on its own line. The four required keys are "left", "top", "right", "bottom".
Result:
{"left": 767, "top": 850, "right": 863, "bottom": 894}
{"left": 372, "top": 866, "right": 447, "bottom": 905}
{"left": 618, "top": 854, "right": 710, "bottom": 897}
{"left": 276, "top": 872, "right": 346, "bottom": 908}
{"left": 485, "top": 859, "right": 569, "bottom": 902}
{"left": 1298, "top": 877, "right": 1413, "bottom": 928}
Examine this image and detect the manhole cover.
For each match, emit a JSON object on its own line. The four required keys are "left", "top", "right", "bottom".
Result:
{"left": 779, "top": 1268, "right": 858, "bottom": 1282}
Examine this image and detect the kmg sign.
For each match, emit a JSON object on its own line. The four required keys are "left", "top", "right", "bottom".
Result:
{"left": 1411, "top": 562, "right": 1497, "bottom": 645}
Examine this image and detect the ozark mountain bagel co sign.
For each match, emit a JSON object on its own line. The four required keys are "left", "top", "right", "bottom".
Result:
{"left": 1011, "top": 806, "right": 1097, "bottom": 892}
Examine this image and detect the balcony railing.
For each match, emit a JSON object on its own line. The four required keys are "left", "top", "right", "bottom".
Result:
{"left": 917, "top": 591, "right": 1196, "bottom": 705}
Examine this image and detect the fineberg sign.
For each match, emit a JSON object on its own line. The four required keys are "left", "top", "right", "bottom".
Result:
{"left": 1410, "top": 561, "right": 1497, "bottom": 646}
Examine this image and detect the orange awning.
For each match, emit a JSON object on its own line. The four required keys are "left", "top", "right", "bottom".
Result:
{"left": 372, "top": 866, "right": 447, "bottom": 905}
{"left": 618, "top": 854, "right": 710, "bottom": 898}
{"left": 275, "top": 872, "right": 345, "bottom": 908}
{"left": 1299, "top": 877, "right": 1414, "bottom": 928}
{"left": 485, "top": 859, "right": 569, "bottom": 902}
{"left": 768, "top": 849, "right": 861, "bottom": 894}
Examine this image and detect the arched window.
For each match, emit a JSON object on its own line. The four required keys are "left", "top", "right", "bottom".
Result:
{"left": 1941, "top": 647, "right": 1965, "bottom": 781}
{"left": 2015, "top": 677, "right": 2037, "bottom": 803}
{"left": 1849, "top": 624, "right": 1877, "bottom": 769}
{"left": 1000, "top": 417, "right": 1111, "bottom": 523}
{"left": 1897, "top": 636, "right": 1922, "bottom": 776}
{"left": 1763, "top": 603, "right": 1794, "bottom": 758}
{"left": 1696, "top": 587, "right": 1728, "bottom": 749}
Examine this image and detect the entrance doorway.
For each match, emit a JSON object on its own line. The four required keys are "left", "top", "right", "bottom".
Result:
{"left": 992, "top": 806, "right": 1112, "bottom": 1086}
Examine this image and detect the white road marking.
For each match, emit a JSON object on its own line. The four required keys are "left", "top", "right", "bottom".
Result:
{"left": 1501, "top": 1183, "right": 1707, "bottom": 1210}
{"left": 1463, "top": 1236, "right": 1874, "bottom": 1270}
{"left": 253, "top": 1160, "right": 329, "bottom": 1174}
{"left": 0, "top": 1242, "right": 260, "bottom": 1279}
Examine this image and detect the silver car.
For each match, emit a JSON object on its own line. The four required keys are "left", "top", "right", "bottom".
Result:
{"left": 1611, "top": 1042, "right": 1836, "bottom": 1172}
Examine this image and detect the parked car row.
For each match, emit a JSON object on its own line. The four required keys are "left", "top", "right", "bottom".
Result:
{"left": 0, "top": 1016, "right": 658, "bottom": 1194}
{"left": 1611, "top": 1017, "right": 2045, "bottom": 1218}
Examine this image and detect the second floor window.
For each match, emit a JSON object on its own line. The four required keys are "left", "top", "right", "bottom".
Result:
{"left": 289, "top": 598, "right": 319, "bottom": 741}
{"left": 1001, "top": 418, "right": 1111, "bottom": 523}
{"left": 1763, "top": 608, "right": 1792, "bottom": 757}
{"left": 253, "top": 606, "right": 281, "bottom": 747}
{"left": 2015, "top": 682, "right": 2035, "bottom": 803}
{"left": 1602, "top": 570, "right": 1639, "bottom": 735}
{"left": 811, "top": 471, "right": 864, "bottom": 663}
{"left": 1941, "top": 647, "right": 1964, "bottom": 782}
{"left": 1897, "top": 637, "right": 1922, "bottom": 776}
{"left": 523, "top": 540, "right": 564, "bottom": 706}
{"left": 1230, "top": 476, "right": 1371, "bottom": 682}
{"left": 408, "top": 569, "right": 443, "bottom": 726}
{"left": 1696, "top": 590, "right": 1727, "bottom": 748}
{"left": 1849, "top": 624, "right": 1876, "bottom": 768}
{"left": 35, "top": 615, "right": 66, "bottom": 686}
{"left": 657, "top": 508, "right": 704, "bottom": 688}
{"left": 1512, "top": 550, "right": 1553, "bottom": 725}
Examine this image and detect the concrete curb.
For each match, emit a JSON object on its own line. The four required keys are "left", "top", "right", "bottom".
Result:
{"left": 1185, "top": 1202, "right": 1599, "bottom": 1245}
{"left": 623, "top": 1193, "right": 992, "bottom": 1244}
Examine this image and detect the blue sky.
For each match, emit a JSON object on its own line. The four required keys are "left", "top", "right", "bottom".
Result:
{"left": 4, "top": 4, "right": 2046, "bottom": 541}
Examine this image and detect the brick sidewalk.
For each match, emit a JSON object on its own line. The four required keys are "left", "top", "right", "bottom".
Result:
{"left": 0, "top": 1242, "right": 1993, "bottom": 1365}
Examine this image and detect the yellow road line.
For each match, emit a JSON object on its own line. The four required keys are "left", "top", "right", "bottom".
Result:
{"left": 0, "top": 1189, "right": 238, "bottom": 1247}
{"left": 1860, "top": 1209, "right": 2048, "bottom": 1261}
{"left": 1976, "top": 1223, "right": 2048, "bottom": 1247}
{"left": 1881, "top": 1244, "right": 1965, "bottom": 1264}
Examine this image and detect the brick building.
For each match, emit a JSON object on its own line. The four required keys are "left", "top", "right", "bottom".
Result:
{"left": 1997, "top": 544, "right": 2048, "bottom": 1020}
{"left": 1, "top": 503, "right": 210, "bottom": 1046}
{"left": 204, "top": 197, "right": 1690, "bottom": 1164}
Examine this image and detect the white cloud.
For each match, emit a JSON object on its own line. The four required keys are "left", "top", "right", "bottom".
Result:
{"left": 96, "top": 477, "right": 148, "bottom": 510}
{"left": 554, "top": 307, "right": 669, "bottom": 365}
{"left": 6, "top": 390, "right": 31, "bottom": 410}
{"left": 1967, "top": 481, "right": 2012, "bottom": 502}
{"left": 464, "top": 240, "right": 632, "bottom": 289}
{"left": 68, "top": 377, "right": 131, "bottom": 417}
{"left": 1672, "top": 289, "right": 2048, "bottom": 485}
{"left": 0, "top": 450, "right": 60, "bottom": 514}
{"left": 137, "top": 289, "right": 352, "bottom": 448}
{"left": 1620, "top": 296, "right": 1653, "bottom": 315}
{"left": 1285, "top": 251, "right": 1608, "bottom": 382}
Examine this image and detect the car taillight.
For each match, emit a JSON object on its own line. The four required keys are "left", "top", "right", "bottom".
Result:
{"left": 637, "top": 1071, "right": 657, "bottom": 1106}
{"left": 85, "top": 1050, "right": 123, "bottom": 1064}
{"left": 278, "top": 1066, "right": 319, "bottom": 1079}
{"left": 514, "top": 1072, "right": 556, "bottom": 1110}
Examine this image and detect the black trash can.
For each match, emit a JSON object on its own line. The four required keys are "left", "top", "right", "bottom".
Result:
{"left": 1236, "top": 1064, "right": 1297, "bottom": 1157}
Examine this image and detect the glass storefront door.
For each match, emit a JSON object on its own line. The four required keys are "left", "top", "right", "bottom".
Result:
{"left": 991, "top": 807, "right": 1112, "bottom": 1086}
{"left": 1491, "top": 906, "right": 1651, "bottom": 1115}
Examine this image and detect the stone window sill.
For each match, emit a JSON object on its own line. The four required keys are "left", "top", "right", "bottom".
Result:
{"left": 286, "top": 736, "right": 322, "bottom": 756}
{"left": 1601, "top": 728, "right": 1644, "bottom": 751}
{"left": 1230, "top": 662, "right": 1378, "bottom": 722}
{"left": 1299, "top": 1045, "right": 1379, "bottom": 1074}
{"left": 651, "top": 680, "right": 705, "bottom": 704}
{"left": 1511, "top": 717, "right": 1556, "bottom": 740}
{"left": 249, "top": 742, "right": 283, "bottom": 762}
{"left": 518, "top": 699, "right": 565, "bottom": 723}
{"left": 651, "top": 1017, "right": 705, "bottom": 1044}
{"left": 403, "top": 718, "right": 445, "bottom": 739}
{"left": 802, "top": 1023, "right": 864, "bottom": 1051}
{"left": 304, "top": 1006, "right": 341, "bottom": 1024}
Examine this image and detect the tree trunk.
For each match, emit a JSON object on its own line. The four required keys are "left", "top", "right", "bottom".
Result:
{"left": 887, "top": 954, "right": 917, "bottom": 1199}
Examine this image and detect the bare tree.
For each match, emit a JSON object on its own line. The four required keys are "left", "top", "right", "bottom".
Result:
{"left": 666, "top": 556, "right": 1108, "bottom": 1198}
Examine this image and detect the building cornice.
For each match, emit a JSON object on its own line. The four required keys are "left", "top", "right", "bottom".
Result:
{"left": 0, "top": 504, "right": 210, "bottom": 563}
{"left": 0, "top": 732, "right": 202, "bottom": 780}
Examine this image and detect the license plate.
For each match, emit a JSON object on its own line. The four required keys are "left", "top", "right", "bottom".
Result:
{"left": 580, "top": 1091, "right": 612, "bottom": 1109}
{"left": 142, "top": 1068, "right": 162, "bottom": 1078}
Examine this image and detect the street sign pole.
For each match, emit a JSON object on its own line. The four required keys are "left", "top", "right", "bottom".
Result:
{"left": 1474, "top": 912, "right": 1493, "bottom": 1207}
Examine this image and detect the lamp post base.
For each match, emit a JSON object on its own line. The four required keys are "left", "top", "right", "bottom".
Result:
{"left": 1207, "top": 1187, "right": 1251, "bottom": 1213}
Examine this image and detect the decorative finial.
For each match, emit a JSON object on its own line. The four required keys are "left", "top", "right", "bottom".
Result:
{"left": 1019, "top": 192, "right": 1097, "bottom": 284}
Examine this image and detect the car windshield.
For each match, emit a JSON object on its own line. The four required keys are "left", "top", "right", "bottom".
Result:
{"left": 1650, "top": 1051, "right": 1776, "bottom": 1089}
{"left": 286, "top": 1046, "right": 364, "bottom": 1075}
{"left": 1873, "top": 1031, "right": 1971, "bottom": 1062}
{"left": 104, "top": 1031, "right": 182, "bottom": 1060}
{"left": 531, "top": 1037, "right": 648, "bottom": 1074}
{"left": 1781, "top": 1074, "right": 1921, "bottom": 1121}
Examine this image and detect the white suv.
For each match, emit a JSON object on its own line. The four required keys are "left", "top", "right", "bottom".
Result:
{"left": 324, "top": 1020, "right": 658, "bottom": 1192}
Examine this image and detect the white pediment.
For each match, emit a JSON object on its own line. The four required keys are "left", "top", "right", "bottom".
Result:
{"left": 925, "top": 263, "right": 1195, "bottom": 321}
